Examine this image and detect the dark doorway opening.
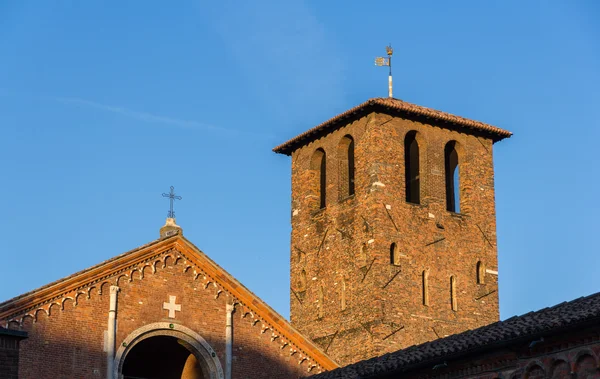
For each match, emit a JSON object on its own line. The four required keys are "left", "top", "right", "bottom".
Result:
{"left": 122, "top": 335, "right": 204, "bottom": 379}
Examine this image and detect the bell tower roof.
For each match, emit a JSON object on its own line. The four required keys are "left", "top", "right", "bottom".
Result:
{"left": 273, "top": 97, "right": 512, "bottom": 156}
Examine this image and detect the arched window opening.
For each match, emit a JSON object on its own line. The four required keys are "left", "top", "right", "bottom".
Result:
{"left": 338, "top": 135, "right": 355, "bottom": 200}
{"left": 476, "top": 261, "right": 485, "bottom": 284}
{"left": 575, "top": 354, "right": 597, "bottom": 377}
{"left": 551, "top": 360, "right": 570, "bottom": 379}
{"left": 445, "top": 141, "right": 460, "bottom": 213}
{"left": 405, "top": 131, "right": 420, "bottom": 204}
{"left": 310, "top": 149, "right": 327, "bottom": 209}
{"left": 390, "top": 243, "right": 399, "bottom": 265}
{"left": 450, "top": 276, "right": 457, "bottom": 311}
{"left": 422, "top": 270, "right": 429, "bottom": 306}
{"left": 525, "top": 364, "right": 545, "bottom": 379}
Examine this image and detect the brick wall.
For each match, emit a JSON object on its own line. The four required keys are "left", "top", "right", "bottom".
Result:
{"left": 289, "top": 111, "right": 500, "bottom": 365}
{"left": 15, "top": 281, "right": 109, "bottom": 378}
{"left": 4, "top": 247, "right": 324, "bottom": 378}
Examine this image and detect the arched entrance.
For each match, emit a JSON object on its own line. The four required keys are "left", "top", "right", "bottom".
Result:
{"left": 114, "top": 323, "right": 224, "bottom": 379}
{"left": 122, "top": 335, "right": 202, "bottom": 379}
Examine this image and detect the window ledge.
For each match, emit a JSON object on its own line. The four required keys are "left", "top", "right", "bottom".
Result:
{"left": 338, "top": 194, "right": 356, "bottom": 204}
{"left": 447, "top": 211, "right": 467, "bottom": 220}
{"left": 311, "top": 207, "right": 327, "bottom": 217}
{"left": 406, "top": 201, "right": 426, "bottom": 208}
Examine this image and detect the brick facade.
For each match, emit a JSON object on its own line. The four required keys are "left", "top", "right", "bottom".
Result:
{"left": 315, "top": 325, "right": 600, "bottom": 379}
{"left": 311, "top": 291, "right": 600, "bottom": 379}
{"left": 283, "top": 104, "right": 507, "bottom": 365}
{"left": 0, "top": 328, "right": 27, "bottom": 379}
{"left": 0, "top": 235, "right": 336, "bottom": 378}
{"left": 364, "top": 328, "right": 600, "bottom": 379}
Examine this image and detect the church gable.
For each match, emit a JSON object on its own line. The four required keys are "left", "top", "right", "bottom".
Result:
{"left": 0, "top": 234, "right": 337, "bottom": 378}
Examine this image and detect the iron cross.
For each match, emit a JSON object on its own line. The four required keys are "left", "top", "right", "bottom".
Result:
{"left": 162, "top": 186, "right": 182, "bottom": 218}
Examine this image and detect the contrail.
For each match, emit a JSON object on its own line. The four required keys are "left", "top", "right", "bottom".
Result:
{"left": 55, "top": 96, "right": 230, "bottom": 133}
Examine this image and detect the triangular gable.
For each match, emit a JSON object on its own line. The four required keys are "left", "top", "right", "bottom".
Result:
{"left": 0, "top": 234, "right": 338, "bottom": 372}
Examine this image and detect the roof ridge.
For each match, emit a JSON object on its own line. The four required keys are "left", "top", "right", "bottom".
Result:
{"left": 0, "top": 235, "right": 172, "bottom": 309}
{"left": 177, "top": 237, "right": 339, "bottom": 371}
{"left": 273, "top": 97, "right": 512, "bottom": 155}
{"left": 0, "top": 234, "right": 339, "bottom": 372}
{"left": 311, "top": 291, "right": 600, "bottom": 378}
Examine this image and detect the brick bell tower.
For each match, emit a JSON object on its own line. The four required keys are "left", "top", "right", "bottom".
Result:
{"left": 273, "top": 97, "right": 512, "bottom": 365}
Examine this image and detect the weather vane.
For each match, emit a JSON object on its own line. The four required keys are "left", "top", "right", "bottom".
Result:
{"left": 374, "top": 44, "right": 394, "bottom": 98}
{"left": 162, "top": 186, "right": 182, "bottom": 219}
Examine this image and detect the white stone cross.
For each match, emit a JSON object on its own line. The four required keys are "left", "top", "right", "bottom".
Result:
{"left": 163, "top": 295, "right": 181, "bottom": 318}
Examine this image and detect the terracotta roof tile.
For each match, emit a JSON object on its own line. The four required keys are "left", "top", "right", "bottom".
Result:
{"left": 273, "top": 98, "right": 512, "bottom": 155}
{"left": 0, "top": 236, "right": 338, "bottom": 371}
{"left": 310, "top": 291, "right": 600, "bottom": 379}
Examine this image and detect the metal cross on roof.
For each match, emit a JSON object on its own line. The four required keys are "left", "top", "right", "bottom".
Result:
{"left": 162, "top": 186, "right": 182, "bottom": 219}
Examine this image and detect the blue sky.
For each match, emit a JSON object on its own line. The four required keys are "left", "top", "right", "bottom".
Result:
{"left": 0, "top": 1, "right": 598, "bottom": 321}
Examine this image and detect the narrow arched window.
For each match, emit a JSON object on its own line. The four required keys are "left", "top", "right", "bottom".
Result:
{"left": 390, "top": 243, "right": 399, "bottom": 265}
{"left": 338, "top": 135, "right": 355, "bottom": 199}
{"left": 450, "top": 276, "right": 457, "bottom": 311}
{"left": 422, "top": 270, "right": 429, "bottom": 306}
{"left": 476, "top": 261, "right": 485, "bottom": 284}
{"left": 310, "top": 149, "right": 327, "bottom": 209}
{"left": 405, "top": 131, "right": 420, "bottom": 204}
{"left": 445, "top": 141, "right": 460, "bottom": 213}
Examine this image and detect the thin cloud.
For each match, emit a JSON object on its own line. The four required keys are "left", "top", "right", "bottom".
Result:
{"left": 55, "top": 96, "right": 232, "bottom": 133}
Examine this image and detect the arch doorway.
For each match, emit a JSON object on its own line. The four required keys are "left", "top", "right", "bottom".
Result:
{"left": 122, "top": 335, "right": 203, "bottom": 379}
{"left": 115, "top": 323, "right": 224, "bottom": 379}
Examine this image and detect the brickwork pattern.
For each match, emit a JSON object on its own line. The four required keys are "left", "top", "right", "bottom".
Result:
{"left": 370, "top": 326, "right": 600, "bottom": 379}
{"left": 15, "top": 285, "right": 109, "bottom": 378}
{"left": 289, "top": 111, "right": 500, "bottom": 365}
{"left": 2, "top": 243, "right": 331, "bottom": 378}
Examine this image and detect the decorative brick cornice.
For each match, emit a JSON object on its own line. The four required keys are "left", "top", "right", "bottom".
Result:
{"left": 174, "top": 237, "right": 338, "bottom": 373}
{"left": 0, "top": 235, "right": 338, "bottom": 373}
{"left": 0, "top": 238, "right": 178, "bottom": 321}
{"left": 273, "top": 97, "right": 512, "bottom": 155}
